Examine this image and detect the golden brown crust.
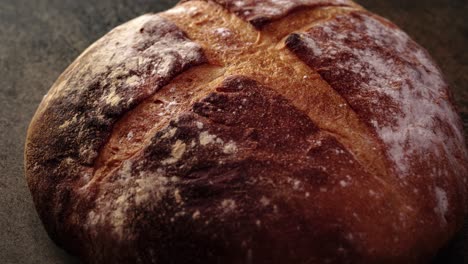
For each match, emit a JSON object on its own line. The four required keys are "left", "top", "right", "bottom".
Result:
{"left": 24, "top": 0, "right": 468, "bottom": 263}
{"left": 284, "top": 8, "right": 468, "bottom": 227}
{"left": 92, "top": 65, "right": 225, "bottom": 184}
{"left": 161, "top": 0, "right": 390, "bottom": 180}
{"left": 25, "top": 14, "right": 207, "bottom": 252}
{"left": 180, "top": 0, "right": 360, "bottom": 28}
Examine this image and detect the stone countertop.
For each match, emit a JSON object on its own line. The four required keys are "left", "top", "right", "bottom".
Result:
{"left": 0, "top": 0, "right": 466, "bottom": 263}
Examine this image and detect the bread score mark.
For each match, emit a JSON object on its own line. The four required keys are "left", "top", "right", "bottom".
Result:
{"left": 91, "top": 65, "right": 226, "bottom": 185}
{"left": 161, "top": 1, "right": 392, "bottom": 186}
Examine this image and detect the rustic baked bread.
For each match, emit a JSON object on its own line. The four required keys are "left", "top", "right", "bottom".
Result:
{"left": 25, "top": 0, "right": 468, "bottom": 263}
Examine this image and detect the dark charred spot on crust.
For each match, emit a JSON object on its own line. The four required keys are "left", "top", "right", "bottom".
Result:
{"left": 285, "top": 32, "right": 302, "bottom": 51}
{"left": 249, "top": 16, "right": 271, "bottom": 29}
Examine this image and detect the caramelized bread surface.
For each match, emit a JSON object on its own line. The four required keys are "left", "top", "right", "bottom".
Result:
{"left": 25, "top": 1, "right": 468, "bottom": 263}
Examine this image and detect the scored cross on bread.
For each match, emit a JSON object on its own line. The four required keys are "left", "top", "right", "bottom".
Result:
{"left": 25, "top": 0, "right": 468, "bottom": 263}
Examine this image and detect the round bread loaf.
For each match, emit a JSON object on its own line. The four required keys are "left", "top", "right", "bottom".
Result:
{"left": 25, "top": 0, "right": 468, "bottom": 263}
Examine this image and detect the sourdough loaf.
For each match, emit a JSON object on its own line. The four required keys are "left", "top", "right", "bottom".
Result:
{"left": 25, "top": 0, "right": 468, "bottom": 263}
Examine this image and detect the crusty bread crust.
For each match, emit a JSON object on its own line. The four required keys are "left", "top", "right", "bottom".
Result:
{"left": 25, "top": 14, "right": 207, "bottom": 254}
{"left": 25, "top": 0, "right": 468, "bottom": 263}
{"left": 180, "top": 0, "right": 361, "bottom": 28}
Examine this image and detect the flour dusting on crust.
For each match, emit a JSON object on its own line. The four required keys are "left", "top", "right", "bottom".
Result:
{"left": 39, "top": 14, "right": 206, "bottom": 165}
{"left": 86, "top": 160, "right": 177, "bottom": 237}
{"left": 287, "top": 12, "right": 467, "bottom": 176}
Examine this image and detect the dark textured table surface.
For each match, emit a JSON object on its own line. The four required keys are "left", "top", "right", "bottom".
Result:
{"left": 0, "top": 0, "right": 467, "bottom": 263}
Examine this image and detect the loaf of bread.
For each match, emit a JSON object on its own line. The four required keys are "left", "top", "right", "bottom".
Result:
{"left": 25, "top": 0, "right": 468, "bottom": 263}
